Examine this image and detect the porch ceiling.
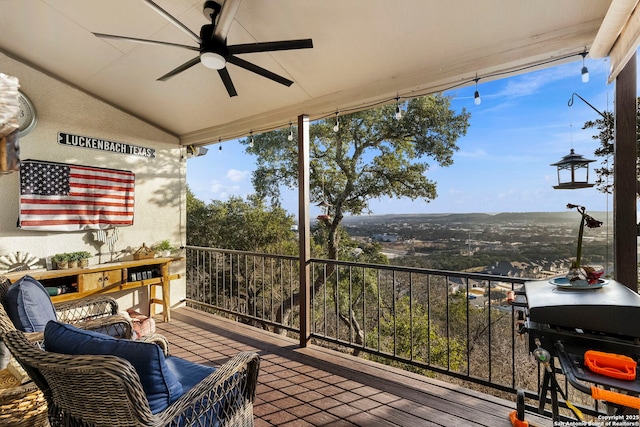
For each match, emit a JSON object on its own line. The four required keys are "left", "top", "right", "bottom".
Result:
{"left": 0, "top": 1, "right": 633, "bottom": 146}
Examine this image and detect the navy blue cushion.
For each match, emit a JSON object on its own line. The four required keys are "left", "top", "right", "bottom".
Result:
{"left": 44, "top": 321, "right": 183, "bottom": 414}
{"left": 5, "top": 275, "right": 57, "bottom": 332}
{"left": 165, "top": 357, "right": 222, "bottom": 427}
{"left": 165, "top": 356, "right": 215, "bottom": 392}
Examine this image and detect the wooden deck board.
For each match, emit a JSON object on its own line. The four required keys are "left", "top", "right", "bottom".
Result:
{"left": 157, "top": 307, "right": 552, "bottom": 427}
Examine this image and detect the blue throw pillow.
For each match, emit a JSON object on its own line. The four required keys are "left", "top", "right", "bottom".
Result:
{"left": 5, "top": 275, "right": 57, "bottom": 332}
{"left": 44, "top": 321, "right": 183, "bottom": 414}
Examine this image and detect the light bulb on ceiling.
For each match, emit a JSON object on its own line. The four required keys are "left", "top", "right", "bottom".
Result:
{"left": 287, "top": 123, "right": 293, "bottom": 141}
{"left": 249, "top": 131, "right": 254, "bottom": 148}
{"left": 394, "top": 96, "right": 402, "bottom": 120}
{"left": 473, "top": 76, "right": 481, "bottom": 105}
{"left": 580, "top": 50, "right": 589, "bottom": 83}
{"left": 581, "top": 66, "right": 589, "bottom": 83}
{"left": 333, "top": 111, "right": 340, "bottom": 132}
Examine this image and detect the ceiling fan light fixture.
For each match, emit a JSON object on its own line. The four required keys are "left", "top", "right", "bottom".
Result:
{"left": 98, "top": 0, "right": 312, "bottom": 97}
{"left": 201, "top": 51, "right": 226, "bottom": 70}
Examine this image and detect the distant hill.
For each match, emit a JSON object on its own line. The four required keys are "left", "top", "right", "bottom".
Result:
{"left": 341, "top": 211, "right": 611, "bottom": 225}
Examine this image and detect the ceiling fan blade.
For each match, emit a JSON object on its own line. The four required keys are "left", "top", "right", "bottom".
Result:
{"left": 218, "top": 68, "right": 238, "bottom": 97}
{"left": 141, "top": 0, "right": 201, "bottom": 44}
{"left": 213, "top": 0, "right": 242, "bottom": 42}
{"left": 93, "top": 33, "right": 199, "bottom": 51}
{"left": 226, "top": 55, "right": 293, "bottom": 86}
{"left": 157, "top": 56, "right": 201, "bottom": 81}
{"left": 228, "top": 39, "right": 313, "bottom": 55}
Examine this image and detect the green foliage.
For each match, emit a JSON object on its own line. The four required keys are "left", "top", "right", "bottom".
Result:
{"left": 311, "top": 222, "right": 388, "bottom": 264}
{"left": 151, "top": 240, "right": 176, "bottom": 253}
{"left": 51, "top": 253, "right": 70, "bottom": 263}
{"left": 71, "top": 251, "right": 91, "bottom": 260}
{"left": 52, "top": 251, "right": 90, "bottom": 262}
{"left": 242, "top": 94, "right": 470, "bottom": 260}
{"left": 186, "top": 186, "right": 213, "bottom": 247}
{"left": 187, "top": 96, "right": 473, "bottom": 370}
{"left": 186, "top": 187, "right": 298, "bottom": 254}
{"left": 232, "top": 96, "right": 470, "bottom": 352}
{"left": 365, "top": 295, "right": 465, "bottom": 373}
{"left": 245, "top": 95, "right": 471, "bottom": 211}
{"left": 584, "top": 97, "right": 640, "bottom": 194}
{"left": 489, "top": 289, "right": 508, "bottom": 301}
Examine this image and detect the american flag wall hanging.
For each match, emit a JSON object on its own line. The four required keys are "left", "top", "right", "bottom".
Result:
{"left": 19, "top": 160, "right": 135, "bottom": 231}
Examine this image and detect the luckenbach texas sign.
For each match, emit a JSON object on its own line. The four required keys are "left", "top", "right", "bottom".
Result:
{"left": 58, "top": 132, "right": 155, "bottom": 158}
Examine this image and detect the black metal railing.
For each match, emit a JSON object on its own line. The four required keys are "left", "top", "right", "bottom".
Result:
{"left": 184, "top": 246, "right": 608, "bottom": 420}
{"left": 185, "top": 246, "right": 532, "bottom": 391}
{"left": 185, "top": 246, "right": 300, "bottom": 333}
{"left": 307, "top": 258, "right": 532, "bottom": 393}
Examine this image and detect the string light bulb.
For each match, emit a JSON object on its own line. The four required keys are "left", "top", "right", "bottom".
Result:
{"left": 249, "top": 131, "right": 254, "bottom": 148}
{"left": 218, "top": 138, "right": 222, "bottom": 150}
{"left": 473, "top": 76, "right": 481, "bottom": 105}
{"left": 287, "top": 122, "right": 293, "bottom": 141}
{"left": 580, "top": 50, "right": 589, "bottom": 83}
{"left": 333, "top": 111, "right": 340, "bottom": 132}
{"left": 394, "top": 96, "right": 402, "bottom": 120}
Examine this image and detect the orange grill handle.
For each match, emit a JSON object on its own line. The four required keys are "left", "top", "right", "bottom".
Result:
{"left": 584, "top": 350, "right": 637, "bottom": 381}
{"left": 591, "top": 386, "right": 640, "bottom": 409}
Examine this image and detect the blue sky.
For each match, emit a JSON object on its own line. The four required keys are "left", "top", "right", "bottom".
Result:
{"left": 187, "top": 55, "right": 629, "bottom": 217}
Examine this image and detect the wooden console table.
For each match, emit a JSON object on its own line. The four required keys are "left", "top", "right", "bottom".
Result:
{"left": 4, "top": 257, "right": 179, "bottom": 322}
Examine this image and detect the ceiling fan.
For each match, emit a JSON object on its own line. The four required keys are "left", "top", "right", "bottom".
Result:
{"left": 93, "top": 0, "right": 313, "bottom": 97}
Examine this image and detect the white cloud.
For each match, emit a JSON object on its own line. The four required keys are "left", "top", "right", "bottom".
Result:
{"left": 226, "top": 169, "right": 250, "bottom": 182}
{"left": 209, "top": 180, "right": 242, "bottom": 200}
{"left": 456, "top": 148, "right": 488, "bottom": 158}
{"left": 487, "top": 58, "right": 610, "bottom": 102}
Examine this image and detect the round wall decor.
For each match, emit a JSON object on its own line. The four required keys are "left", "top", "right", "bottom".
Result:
{"left": 17, "top": 90, "right": 37, "bottom": 137}
{"left": 0, "top": 252, "right": 42, "bottom": 273}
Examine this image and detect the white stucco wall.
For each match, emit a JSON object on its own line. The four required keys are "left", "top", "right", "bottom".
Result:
{"left": 0, "top": 53, "right": 186, "bottom": 315}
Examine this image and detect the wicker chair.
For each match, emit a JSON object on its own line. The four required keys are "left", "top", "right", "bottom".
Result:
{"left": 0, "top": 275, "right": 133, "bottom": 340}
{"left": 4, "top": 329, "right": 260, "bottom": 427}
{"left": 0, "top": 276, "right": 145, "bottom": 427}
{"left": 0, "top": 365, "right": 48, "bottom": 427}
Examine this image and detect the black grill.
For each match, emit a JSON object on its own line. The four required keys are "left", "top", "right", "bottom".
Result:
{"left": 511, "top": 279, "right": 640, "bottom": 420}
{"left": 523, "top": 280, "right": 640, "bottom": 361}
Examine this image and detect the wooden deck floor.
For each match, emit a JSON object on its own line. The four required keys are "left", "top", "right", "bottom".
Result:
{"left": 157, "top": 307, "right": 552, "bottom": 427}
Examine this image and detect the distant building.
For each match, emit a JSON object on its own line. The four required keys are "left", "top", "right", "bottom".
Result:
{"left": 372, "top": 233, "right": 399, "bottom": 242}
{"left": 483, "top": 259, "right": 569, "bottom": 279}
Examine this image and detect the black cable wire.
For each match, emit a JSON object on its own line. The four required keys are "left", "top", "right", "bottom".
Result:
{"left": 209, "top": 50, "right": 589, "bottom": 145}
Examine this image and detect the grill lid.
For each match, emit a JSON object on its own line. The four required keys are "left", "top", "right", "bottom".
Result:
{"left": 524, "top": 279, "right": 640, "bottom": 339}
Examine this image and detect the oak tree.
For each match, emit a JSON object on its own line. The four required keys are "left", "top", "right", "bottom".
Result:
{"left": 244, "top": 94, "right": 470, "bottom": 260}
{"left": 242, "top": 95, "right": 470, "bottom": 342}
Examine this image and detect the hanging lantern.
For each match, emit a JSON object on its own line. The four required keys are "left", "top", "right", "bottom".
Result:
{"left": 550, "top": 149, "right": 595, "bottom": 189}
{"left": 316, "top": 200, "right": 332, "bottom": 221}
